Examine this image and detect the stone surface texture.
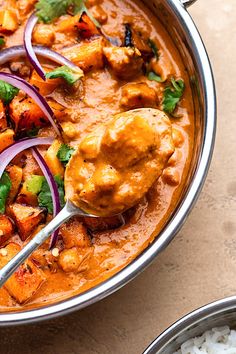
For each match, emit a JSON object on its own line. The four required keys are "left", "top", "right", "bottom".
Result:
{"left": 0, "top": 0, "right": 234, "bottom": 353}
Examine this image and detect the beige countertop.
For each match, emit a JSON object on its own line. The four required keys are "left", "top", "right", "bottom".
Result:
{"left": 0, "top": 0, "right": 234, "bottom": 353}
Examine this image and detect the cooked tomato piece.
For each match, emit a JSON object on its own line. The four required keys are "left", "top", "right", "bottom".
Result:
{"left": 76, "top": 12, "right": 100, "bottom": 39}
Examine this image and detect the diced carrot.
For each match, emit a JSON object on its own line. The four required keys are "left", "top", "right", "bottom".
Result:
{"left": 0, "top": 129, "right": 14, "bottom": 153}
{"left": 0, "top": 243, "right": 46, "bottom": 304}
{"left": 0, "top": 10, "right": 19, "bottom": 34}
{"left": 30, "top": 70, "right": 62, "bottom": 96}
{"left": 63, "top": 37, "right": 105, "bottom": 72}
{"left": 44, "top": 139, "right": 64, "bottom": 178}
{"left": 9, "top": 96, "right": 49, "bottom": 132}
{"left": 8, "top": 203, "right": 46, "bottom": 241}
{"left": 0, "top": 215, "right": 14, "bottom": 246}
{"left": 6, "top": 165, "right": 23, "bottom": 202}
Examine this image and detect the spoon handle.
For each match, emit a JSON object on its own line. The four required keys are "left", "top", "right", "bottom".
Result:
{"left": 0, "top": 202, "right": 76, "bottom": 288}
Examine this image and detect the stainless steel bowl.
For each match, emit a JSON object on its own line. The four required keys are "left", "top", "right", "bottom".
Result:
{"left": 143, "top": 296, "right": 236, "bottom": 354}
{"left": 0, "top": 0, "right": 216, "bottom": 325}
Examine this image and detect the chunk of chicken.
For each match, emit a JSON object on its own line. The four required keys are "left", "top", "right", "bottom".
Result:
{"left": 65, "top": 108, "right": 174, "bottom": 216}
{"left": 103, "top": 46, "right": 143, "bottom": 79}
{"left": 120, "top": 83, "right": 158, "bottom": 110}
{"left": 0, "top": 215, "right": 14, "bottom": 246}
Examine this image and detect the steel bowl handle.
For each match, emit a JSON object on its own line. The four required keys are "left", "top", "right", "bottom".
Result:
{"left": 180, "top": 0, "right": 198, "bottom": 7}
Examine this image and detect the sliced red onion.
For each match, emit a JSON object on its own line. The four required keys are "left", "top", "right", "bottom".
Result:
{"left": 0, "top": 72, "right": 61, "bottom": 136}
{"left": 0, "top": 137, "right": 53, "bottom": 180}
{"left": 0, "top": 45, "right": 79, "bottom": 71}
{"left": 24, "top": 13, "right": 46, "bottom": 80}
{"left": 31, "top": 148, "right": 61, "bottom": 249}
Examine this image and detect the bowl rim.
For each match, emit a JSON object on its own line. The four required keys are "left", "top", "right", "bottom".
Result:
{"left": 0, "top": 0, "right": 216, "bottom": 325}
{"left": 143, "top": 296, "right": 236, "bottom": 354}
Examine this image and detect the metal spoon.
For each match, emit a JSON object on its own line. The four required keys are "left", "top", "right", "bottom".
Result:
{"left": 0, "top": 200, "right": 98, "bottom": 288}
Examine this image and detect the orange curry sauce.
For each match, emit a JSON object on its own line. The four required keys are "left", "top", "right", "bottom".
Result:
{"left": 0, "top": 0, "right": 194, "bottom": 311}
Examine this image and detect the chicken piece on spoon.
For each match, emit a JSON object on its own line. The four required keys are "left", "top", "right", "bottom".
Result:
{"left": 65, "top": 108, "right": 175, "bottom": 217}
{"left": 0, "top": 108, "right": 175, "bottom": 287}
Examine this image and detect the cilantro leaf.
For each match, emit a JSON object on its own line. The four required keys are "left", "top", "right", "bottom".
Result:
{"left": 0, "top": 172, "right": 11, "bottom": 214}
{"left": 35, "top": 0, "right": 71, "bottom": 23}
{"left": 38, "top": 175, "right": 65, "bottom": 214}
{"left": 26, "top": 175, "right": 45, "bottom": 195}
{"left": 45, "top": 65, "right": 84, "bottom": 85}
{"left": 148, "top": 39, "right": 159, "bottom": 59}
{"left": 0, "top": 81, "right": 19, "bottom": 105}
{"left": 57, "top": 144, "right": 75, "bottom": 165}
{"left": 35, "top": 0, "right": 100, "bottom": 27}
{"left": 163, "top": 78, "right": 185, "bottom": 114}
{"left": 147, "top": 71, "right": 162, "bottom": 83}
{"left": 0, "top": 37, "right": 5, "bottom": 47}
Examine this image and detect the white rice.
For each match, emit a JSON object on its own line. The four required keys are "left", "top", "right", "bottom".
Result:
{"left": 173, "top": 326, "right": 236, "bottom": 354}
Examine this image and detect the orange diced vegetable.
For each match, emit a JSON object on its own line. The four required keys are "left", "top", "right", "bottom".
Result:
{"left": 8, "top": 203, "right": 46, "bottom": 241}
{"left": 30, "top": 70, "right": 62, "bottom": 96}
{"left": 0, "top": 215, "right": 14, "bottom": 246}
{"left": 6, "top": 165, "right": 23, "bottom": 202}
{"left": 16, "top": 182, "right": 38, "bottom": 207}
{"left": 44, "top": 139, "right": 64, "bottom": 178}
{"left": 57, "top": 14, "right": 81, "bottom": 34}
{"left": 76, "top": 12, "right": 100, "bottom": 39}
{"left": 0, "top": 101, "right": 7, "bottom": 131}
{"left": 9, "top": 96, "right": 49, "bottom": 132}
{"left": 0, "top": 243, "right": 46, "bottom": 304}
{"left": 0, "top": 10, "right": 19, "bottom": 34}
{"left": 0, "top": 129, "right": 14, "bottom": 153}
{"left": 60, "top": 218, "right": 91, "bottom": 249}
{"left": 63, "top": 38, "right": 104, "bottom": 72}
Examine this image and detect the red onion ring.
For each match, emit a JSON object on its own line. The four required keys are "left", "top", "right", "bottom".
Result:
{"left": 24, "top": 13, "right": 46, "bottom": 80}
{"left": 0, "top": 45, "right": 80, "bottom": 71}
{"left": 0, "top": 72, "right": 61, "bottom": 135}
{"left": 0, "top": 137, "right": 53, "bottom": 180}
{"left": 32, "top": 148, "right": 61, "bottom": 249}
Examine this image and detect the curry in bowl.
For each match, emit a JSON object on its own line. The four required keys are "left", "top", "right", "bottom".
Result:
{"left": 0, "top": 0, "right": 194, "bottom": 311}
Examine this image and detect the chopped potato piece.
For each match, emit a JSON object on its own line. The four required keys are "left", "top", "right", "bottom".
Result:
{"left": 0, "top": 129, "right": 14, "bottom": 153}
{"left": 63, "top": 38, "right": 105, "bottom": 72}
{"left": 44, "top": 139, "right": 64, "bottom": 178}
{"left": 0, "top": 243, "right": 46, "bottom": 304}
{"left": 0, "top": 10, "right": 18, "bottom": 34}
{"left": 6, "top": 165, "right": 23, "bottom": 202}
{"left": 33, "top": 24, "right": 55, "bottom": 47}
{"left": 8, "top": 203, "right": 46, "bottom": 241}
{"left": 16, "top": 181, "right": 38, "bottom": 206}
{"left": 30, "top": 70, "right": 61, "bottom": 96}
{"left": 0, "top": 215, "right": 14, "bottom": 246}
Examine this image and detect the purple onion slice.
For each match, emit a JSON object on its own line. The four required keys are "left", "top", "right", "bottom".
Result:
{"left": 0, "top": 45, "right": 79, "bottom": 71}
{"left": 0, "top": 137, "right": 53, "bottom": 180}
{"left": 0, "top": 72, "right": 61, "bottom": 136}
{"left": 31, "top": 147, "right": 61, "bottom": 249}
{"left": 24, "top": 13, "right": 46, "bottom": 80}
